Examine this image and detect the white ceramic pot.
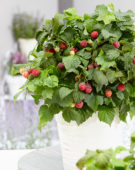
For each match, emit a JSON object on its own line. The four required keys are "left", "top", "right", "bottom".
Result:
{"left": 18, "top": 38, "right": 37, "bottom": 59}
{"left": 56, "top": 113, "right": 125, "bottom": 170}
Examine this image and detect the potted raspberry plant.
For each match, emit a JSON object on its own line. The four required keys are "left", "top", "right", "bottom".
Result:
{"left": 15, "top": 4, "right": 135, "bottom": 170}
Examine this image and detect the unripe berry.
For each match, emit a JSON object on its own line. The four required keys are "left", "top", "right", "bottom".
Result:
{"left": 88, "top": 64, "right": 94, "bottom": 70}
{"left": 70, "top": 50, "right": 75, "bottom": 56}
{"left": 20, "top": 68, "right": 26, "bottom": 75}
{"left": 54, "top": 46, "right": 60, "bottom": 53}
{"left": 71, "top": 103, "right": 75, "bottom": 108}
{"left": 105, "top": 90, "right": 112, "bottom": 98}
{"left": 22, "top": 71, "right": 29, "bottom": 79}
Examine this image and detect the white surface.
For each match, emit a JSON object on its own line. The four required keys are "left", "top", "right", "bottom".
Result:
{"left": 0, "top": 150, "right": 32, "bottom": 170}
{"left": 5, "top": 75, "right": 26, "bottom": 99}
{"left": 18, "top": 146, "right": 63, "bottom": 170}
{"left": 18, "top": 38, "right": 37, "bottom": 57}
{"left": 56, "top": 113, "right": 125, "bottom": 170}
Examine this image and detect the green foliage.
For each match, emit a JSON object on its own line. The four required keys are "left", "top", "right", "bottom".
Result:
{"left": 77, "top": 132, "right": 135, "bottom": 170}
{"left": 15, "top": 4, "right": 135, "bottom": 127}
{"left": 12, "top": 13, "right": 43, "bottom": 39}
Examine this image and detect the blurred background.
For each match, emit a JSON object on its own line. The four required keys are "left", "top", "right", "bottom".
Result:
{"left": 0, "top": 0, "right": 135, "bottom": 150}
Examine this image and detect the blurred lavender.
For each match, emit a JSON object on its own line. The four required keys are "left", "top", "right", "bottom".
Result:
{"left": 10, "top": 51, "right": 27, "bottom": 65}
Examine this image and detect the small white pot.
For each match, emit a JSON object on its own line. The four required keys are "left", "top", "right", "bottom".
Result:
{"left": 18, "top": 38, "right": 37, "bottom": 59}
{"left": 56, "top": 113, "right": 125, "bottom": 170}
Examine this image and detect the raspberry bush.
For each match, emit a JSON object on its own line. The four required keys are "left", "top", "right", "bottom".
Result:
{"left": 14, "top": 4, "right": 135, "bottom": 129}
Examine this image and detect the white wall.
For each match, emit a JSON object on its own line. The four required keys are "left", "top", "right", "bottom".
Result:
{"left": 0, "top": 0, "right": 58, "bottom": 59}
{"left": 74, "top": 0, "right": 135, "bottom": 15}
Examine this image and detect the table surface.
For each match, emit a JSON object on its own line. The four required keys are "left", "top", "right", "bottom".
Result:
{"left": 18, "top": 145, "right": 64, "bottom": 170}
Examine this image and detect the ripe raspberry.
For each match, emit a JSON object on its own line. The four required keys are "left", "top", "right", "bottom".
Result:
{"left": 80, "top": 40, "right": 87, "bottom": 48}
{"left": 32, "top": 69, "right": 40, "bottom": 77}
{"left": 105, "top": 90, "right": 112, "bottom": 98}
{"left": 88, "top": 64, "right": 94, "bottom": 70}
{"left": 22, "top": 71, "right": 29, "bottom": 79}
{"left": 117, "top": 83, "right": 125, "bottom": 91}
{"left": 90, "top": 31, "right": 99, "bottom": 39}
{"left": 113, "top": 41, "right": 120, "bottom": 49}
{"left": 79, "top": 82, "right": 86, "bottom": 91}
{"left": 45, "top": 48, "right": 55, "bottom": 53}
{"left": 75, "top": 101, "right": 84, "bottom": 109}
{"left": 28, "top": 68, "right": 34, "bottom": 74}
{"left": 133, "top": 59, "right": 135, "bottom": 65}
{"left": 20, "top": 68, "right": 26, "bottom": 75}
{"left": 72, "top": 48, "right": 79, "bottom": 53}
{"left": 85, "top": 84, "right": 92, "bottom": 94}
{"left": 70, "top": 50, "right": 75, "bottom": 56}
{"left": 57, "top": 63, "right": 65, "bottom": 70}
{"left": 93, "top": 62, "right": 99, "bottom": 68}
{"left": 60, "top": 43, "right": 66, "bottom": 49}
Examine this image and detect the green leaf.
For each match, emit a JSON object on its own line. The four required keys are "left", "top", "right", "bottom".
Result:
{"left": 73, "top": 90, "right": 86, "bottom": 103}
{"left": 119, "top": 101, "right": 130, "bottom": 122}
{"left": 101, "top": 29, "right": 122, "bottom": 40}
{"left": 42, "top": 88, "right": 54, "bottom": 99}
{"left": 77, "top": 49, "right": 91, "bottom": 59}
{"left": 64, "top": 8, "right": 77, "bottom": 16}
{"left": 59, "top": 87, "right": 73, "bottom": 100}
{"left": 96, "top": 4, "right": 116, "bottom": 24}
{"left": 38, "top": 105, "right": 54, "bottom": 130}
{"left": 44, "top": 75, "right": 58, "bottom": 88}
{"left": 85, "top": 93, "right": 103, "bottom": 111}
{"left": 95, "top": 50, "right": 116, "bottom": 70}
{"left": 98, "top": 106, "right": 115, "bottom": 125}
{"left": 93, "top": 70, "right": 108, "bottom": 86}
{"left": 63, "top": 55, "right": 81, "bottom": 71}
{"left": 27, "top": 81, "right": 37, "bottom": 92}
{"left": 116, "top": 91, "right": 124, "bottom": 100}
{"left": 115, "top": 146, "right": 127, "bottom": 154}
{"left": 106, "top": 70, "right": 123, "bottom": 83}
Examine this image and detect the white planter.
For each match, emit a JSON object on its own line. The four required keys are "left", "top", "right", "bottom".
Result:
{"left": 18, "top": 38, "right": 37, "bottom": 59}
{"left": 56, "top": 113, "right": 124, "bottom": 170}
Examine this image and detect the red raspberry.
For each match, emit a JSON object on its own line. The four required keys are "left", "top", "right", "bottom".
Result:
{"left": 105, "top": 90, "right": 112, "bottom": 98}
{"left": 80, "top": 40, "right": 87, "bottom": 48}
{"left": 22, "top": 72, "right": 29, "bottom": 79}
{"left": 28, "top": 68, "right": 34, "bottom": 74}
{"left": 72, "top": 48, "right": 79, "bottom": 53}
{"left": 93, "top": 62, "right": 99, "bottom": 68}
{"left": 75, "top": 101, "right": 84, "bottom": 109}
{"left": 90, "top": 31, "right": 99, "bottom": 39}
{"left": 85, "top": 84, "right": 92, "bottom": 94}
{"left": 57, "top": 63, "right": 65, "bottom": 70}
{"left": 88, "top": 64, "right": 94, "bottom": 70}
{"left": 133, "top": 59, "right": 135, "bottom": 65}
{"left": 32, "top": 69, "right": 40, "bottom": 77}
{"left": 60, "top": 43, "right": 66, "bottom": 49}
{"left": 113, "top": 41, "right": 120, "bottom": 49}
{"left": 117, "top": 83, "right": 125, "bottom": 91}
{"left": 45, "top": 48, "right": 55, "bottom": 53}
{"left": 79, "top": 82, "right": 86, "bottom": 91}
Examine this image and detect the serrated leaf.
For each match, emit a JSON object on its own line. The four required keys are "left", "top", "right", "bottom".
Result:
{"left": 95, "top": 50, "right": 116, "bottom": 70}
{"left": 93, "top": 70, "right": 108, "bottom": 86}
{"left": 44, "top": 75, "right": 58, "bottom": 88}
{"left": 59, "top": 87, "right": 73, "bottom": 100}
{"left": 42, "top": 88, "right": 53, "bottom": 99}
{"left": 38, "top": 105, "right": 54, "bottom": 130}
{"left": 77, "top": 49, "right": 91, "bottom": 59}
{"left": 106, "top": 70, "right": 123, "bottom": 83}
{"left": 98, "top": 106, "right": 115, "bottom": 125}
{"left": 63, "top": 55, "right": 81, "bottom": 71}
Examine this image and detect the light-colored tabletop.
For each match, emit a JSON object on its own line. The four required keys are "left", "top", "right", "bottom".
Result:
{"left": 18, "top": 145, "right": 64, "bottom": 170}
